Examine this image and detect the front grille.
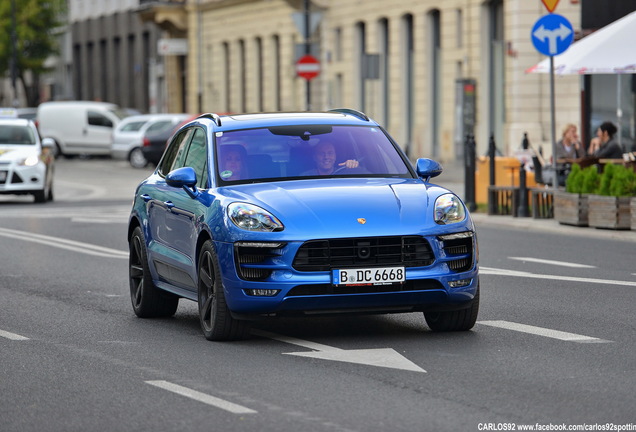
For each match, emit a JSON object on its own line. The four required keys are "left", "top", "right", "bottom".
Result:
{"left": 292, "top": 236, "right": 434, "bottom": 272}
{"left": 439, "top": 232, "right": 474, "bottom": 273}
{"left": 287, "top": 279, "right": 443, "bottom": 296}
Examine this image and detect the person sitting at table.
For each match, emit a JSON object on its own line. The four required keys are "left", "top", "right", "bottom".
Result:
{"left": 555, "top": 123, "right": 582, "bottom": 160}
{"left": 593, "top": 121, "right": 623, "bottom": 159}
{"left": 588, "top": 126, "right": 602, "bottom": 156}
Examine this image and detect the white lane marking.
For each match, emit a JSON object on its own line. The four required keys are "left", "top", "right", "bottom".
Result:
{"left": 253, "top": 330, "right": 426, "bottom": 372}
{"left": 145, "top": 380, "right": 257, "bottom": 414}
{"left": 478, "top": 320, "right": 610, "bottom": 343}
{"left": 0, "top": 227, "right": 127, "bottom": 259}
{"left": 0, "top": 329, "right": 30, "bottom": 341}
{"left": 481, "top": 266, "right": 636, "bottom": 287}
{"left": 508, "top": 257, "right": 595, "bottom": 269}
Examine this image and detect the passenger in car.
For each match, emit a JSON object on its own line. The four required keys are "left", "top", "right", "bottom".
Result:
{"left": 219, "top": 145, "right": 248, "bottom": 180}
{"left": 302, "top": 140, "right": 359, "bottom": 176}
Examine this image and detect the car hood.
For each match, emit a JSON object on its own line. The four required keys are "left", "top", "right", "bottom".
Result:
{"left": 217, "top": 178, "right": 467, "bottom": 238}
{"left": 0, "top": 146, "right": 38, "bottom": 161}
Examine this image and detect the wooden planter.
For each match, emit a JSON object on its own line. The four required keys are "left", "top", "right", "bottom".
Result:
{"left": 554, "top": 191, "right": 588, "bottom": 226}
{"left": 588, "top": 195, "right": 632, "bottom": 230}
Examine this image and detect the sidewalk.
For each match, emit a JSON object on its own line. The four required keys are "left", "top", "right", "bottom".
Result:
{"left": 434, "top": 158, "right": 636, "bottom": 243}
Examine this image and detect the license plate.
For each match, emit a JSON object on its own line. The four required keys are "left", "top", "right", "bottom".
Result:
{"left": 333, "top": 267, "right": 405, "bottom": 286}
{"left": 0, "top": 171, "right": 6, "bottom": 183}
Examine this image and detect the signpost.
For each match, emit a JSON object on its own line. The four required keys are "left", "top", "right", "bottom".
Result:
{"left": 531, "top": 2, "right": 573, "bottom": 188}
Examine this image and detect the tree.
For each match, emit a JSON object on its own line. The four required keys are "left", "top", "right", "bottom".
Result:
{"left": 0, "top": 0, "right": 65, "bottom": 107}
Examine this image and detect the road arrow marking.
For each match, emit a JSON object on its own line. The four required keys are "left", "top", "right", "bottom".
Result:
{"left": 253, "top": 330, "right": 426, "bottom": 373}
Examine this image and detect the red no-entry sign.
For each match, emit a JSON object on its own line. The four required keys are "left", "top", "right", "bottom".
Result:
{"left": 296, "top": 55, "right": 320, "bottom": 80}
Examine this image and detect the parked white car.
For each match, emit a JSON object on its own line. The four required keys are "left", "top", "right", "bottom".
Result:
{"left": 0, "top": 118, "right": 55, "bottom": 203}
{"left": 37, "top": 101, "right": 129, "bottom": 157}
{"left": 110, "top": 113, "right": 191, "bottom": 168}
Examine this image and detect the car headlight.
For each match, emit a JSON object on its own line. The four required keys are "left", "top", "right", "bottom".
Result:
{"left": 434, "top": 194, "right": 466, "bottom": 224}
{"left": 228, "top": 202, "right": 284, "bottom": 232}
{"left": 19, "top": 155, "right": 40, "bottom": 167}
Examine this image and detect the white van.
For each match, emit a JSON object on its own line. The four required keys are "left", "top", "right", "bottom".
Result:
{"left": 37, "top": 101, "right": 129, "bottom": 157}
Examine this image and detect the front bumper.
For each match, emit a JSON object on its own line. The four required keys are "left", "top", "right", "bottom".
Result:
{"left": 214, "top": 233, "right": 478, "bottom": 317}
{"left": 0, "top": 163, "right": 47, "bottom": 194}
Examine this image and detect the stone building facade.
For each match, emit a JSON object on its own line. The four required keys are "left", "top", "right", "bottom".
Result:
{"left": 61, "top": 0, "right": 634, "bottom": 162}
{"left": 163, "top": 0, "right": 584, "bottom": 161}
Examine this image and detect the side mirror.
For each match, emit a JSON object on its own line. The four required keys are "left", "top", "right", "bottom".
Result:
{"left": 166, "top": 166, "right": 199, "bottom": 198}
{"left": 41, "top": 138, "right": 55, "bottom": 149}
{"left": 415, "top": 158, "right": 443, "bottom": 180}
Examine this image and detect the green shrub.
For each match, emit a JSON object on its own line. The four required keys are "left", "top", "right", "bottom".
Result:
{"left": 596, "top": 163, "right": 616, "bottom": 196}
{"left": 565, "top": 164, "right": 599, "bottom": 194}
{"left": 565, "top": 163, "right": 582, "bottom": 193}
{"left": 600, "top": 163, "right": 636, "bottom": 197}
{"left": 580, "top": 166, "right": 600, "bottom": 194}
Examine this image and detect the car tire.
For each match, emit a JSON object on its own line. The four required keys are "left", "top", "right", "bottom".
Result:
{"left": 129, "top": 226, "right": 179, "bottom": 318}
{"left": 129, "top": 147, "right": 148, "bottom": 168}
{"left": 198, "top": 240, "right": 250, "bottom": 341}
{"left": 33, "top": 189, "right": 46, "bottom": 203}
{"left": 424, "top": 284, "right": 479, "bottom": 332}
{"left": 33, "top": 175, "right": 52, "bottom": 204}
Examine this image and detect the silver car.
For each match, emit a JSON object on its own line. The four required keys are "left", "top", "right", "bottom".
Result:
{"left": 110, "top": 113, "right": 191, "bottom": 168}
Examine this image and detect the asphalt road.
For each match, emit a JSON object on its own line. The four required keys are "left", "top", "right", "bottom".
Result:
{"left": 1, "top": 158, "right": 634, "bottom": 432}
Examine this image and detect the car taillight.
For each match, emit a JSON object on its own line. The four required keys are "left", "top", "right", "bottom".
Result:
{"left": 143, "top": 137, "right": 150, "bottom": 147}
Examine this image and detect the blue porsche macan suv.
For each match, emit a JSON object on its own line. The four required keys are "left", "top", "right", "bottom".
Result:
{"left": 128, "top": 110, "right": 479, "bottom": 341}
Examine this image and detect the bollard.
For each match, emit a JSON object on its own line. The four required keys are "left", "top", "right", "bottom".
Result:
{"left": 487, "top": 134, "right": 497, "bottom": 215}
{"left": 517, "top": 132, "right": 530, "bottom": 217}
{"left": 488, "top": 134, "right": 496, "bottom": 187}
{"left": 464, "top": 135, "right": 477, "bottom": 212}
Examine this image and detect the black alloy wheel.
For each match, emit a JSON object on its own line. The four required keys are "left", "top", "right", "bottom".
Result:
{"left": 198, "top": 240, "right": 250, "bottom": 341}
{"left": 129, "top": 226, "right": 178, "bottom": 318}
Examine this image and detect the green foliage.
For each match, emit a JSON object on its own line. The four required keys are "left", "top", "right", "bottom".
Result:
{"left": 565, "top": 163, "right": 582, "bottom": 193}
{"left": 597, "top": 163, "right": 636, "bottom": 197}
{"left": 596, "top": 163, "right": 616, "bottom": 196}
{"left": 0, "top": 0, "right": 66, "bottom": 104}
{"left": 565, "top": 163, "right": 600, "bottom": 194}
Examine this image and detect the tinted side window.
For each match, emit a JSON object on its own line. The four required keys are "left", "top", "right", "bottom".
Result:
{"left": 183, "top": 128, "right": 208, "bottom": 189}
{"left": 158, "top": 128, "right": 194, "bottom": 176}
{"left": 87, "top": 111, "right": 114, "bottom": 128}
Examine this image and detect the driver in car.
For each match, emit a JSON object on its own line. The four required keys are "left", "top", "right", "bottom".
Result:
{"left": 303, "top": 140, "right": 359, "bottom": 175}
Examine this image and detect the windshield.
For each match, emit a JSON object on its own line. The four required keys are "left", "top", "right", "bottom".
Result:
{"left": 214, "top": 125, "right": 413, "bottom": 184}
{"left": 0, "top": 125, "right": 36, "bottom": 145}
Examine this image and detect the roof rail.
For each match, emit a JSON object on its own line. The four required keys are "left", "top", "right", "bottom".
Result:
{"left": 197, "top": 113, "right": 222, "bottom": 126}
{"left": 327, "top": 108, "right": 369, "bottom": 122}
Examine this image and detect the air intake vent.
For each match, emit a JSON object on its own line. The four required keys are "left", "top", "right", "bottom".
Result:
{"left": 439, "top": 232, "right": 474, "bottom": 273}
{"left": 234, "top": 242, "right": 285, "bottom": 281}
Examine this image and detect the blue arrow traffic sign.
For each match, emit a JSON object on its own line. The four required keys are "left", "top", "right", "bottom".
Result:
{"left": 531, "top": 14, "right": 574, "bottom": 57}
